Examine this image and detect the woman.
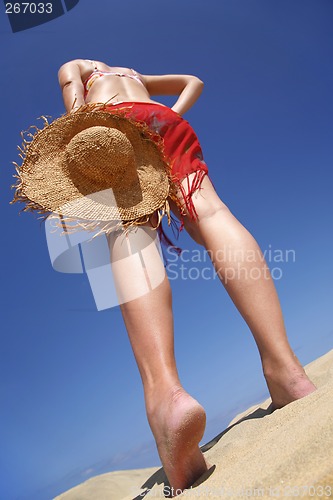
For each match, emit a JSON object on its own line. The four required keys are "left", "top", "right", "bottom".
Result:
{"left": 58, "top": 59, "right": 316, "bottom": 494}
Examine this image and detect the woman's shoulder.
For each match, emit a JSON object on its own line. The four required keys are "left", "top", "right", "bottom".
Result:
{"left": 58, "top": 59, "right": 101, "bottom": 83}
{"left": 59, "top": 59, "right": 94, "bottom": 71}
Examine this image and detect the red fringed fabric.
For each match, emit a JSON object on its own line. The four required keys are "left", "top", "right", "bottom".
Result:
{"left": 104, "top": 102, "right": 209, "bottom": 252}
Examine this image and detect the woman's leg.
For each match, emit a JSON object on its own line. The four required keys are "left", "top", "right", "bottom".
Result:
{"left": 108, "top": 225, "right": 208, "bottom": 494}
{"left": 172, "top": 173, "right": 316, "bottom": 408}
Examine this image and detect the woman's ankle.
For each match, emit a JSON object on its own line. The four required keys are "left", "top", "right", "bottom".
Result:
{"left": 262, "top": 356, "right": 316, "bottom": 407}
{"left": 144, "top": 380, "right": 183, "bottom": 417}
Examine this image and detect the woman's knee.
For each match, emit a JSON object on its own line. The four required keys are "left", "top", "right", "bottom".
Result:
{"left": 182, "top": 217, "right": 205, "bottom": 246}
{"left": 179, "top": 174, "right": 230, "bottom": 222}
{"left": 193, "top": 194, "right": 230, "bottom": 221}
{"left": 171, "top": 174, "right": 232, "bottom": 244}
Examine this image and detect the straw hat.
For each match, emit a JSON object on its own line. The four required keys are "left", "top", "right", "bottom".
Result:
{"left": 11, "top": 105, "right": 173, "bottom": 234}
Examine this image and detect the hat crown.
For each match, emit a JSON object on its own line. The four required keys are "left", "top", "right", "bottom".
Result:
{"left": 65, "top": 126, "right": 137, "bottom": 190}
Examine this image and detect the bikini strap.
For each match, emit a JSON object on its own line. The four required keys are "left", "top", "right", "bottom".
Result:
{"left": 131, "top": 68, "right": 144, "bottom": 84}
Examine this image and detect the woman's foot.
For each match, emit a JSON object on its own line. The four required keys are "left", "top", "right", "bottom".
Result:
{"left": 146, "top": 385, "right": 208, "bottom": 496}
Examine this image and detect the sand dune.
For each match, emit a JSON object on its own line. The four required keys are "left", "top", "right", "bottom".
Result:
{"left": 55, "top": 349, "right": 333, "bottom": 499}
{"left": 54, "top": 467, "right": 159, "bottom": 499}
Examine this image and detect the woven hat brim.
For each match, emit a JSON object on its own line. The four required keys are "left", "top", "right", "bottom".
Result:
{"left": 12, "top": 105, "right": 173, "bottom": 231}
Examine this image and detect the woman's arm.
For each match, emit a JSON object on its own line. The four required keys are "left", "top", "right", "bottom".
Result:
{"left": 141, "top": 74, "right": 204, "bottom": 116}
{"left": 58, "top": 60, "right": 85, "bottom": 112}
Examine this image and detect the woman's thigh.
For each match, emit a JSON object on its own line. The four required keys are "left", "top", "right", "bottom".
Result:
{"left": 108, "top": 221, "right": 167, "bottom": 302}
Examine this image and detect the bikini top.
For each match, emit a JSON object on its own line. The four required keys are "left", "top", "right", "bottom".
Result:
{"left": 83, "top": 60, "right": 145, "bottom": 97}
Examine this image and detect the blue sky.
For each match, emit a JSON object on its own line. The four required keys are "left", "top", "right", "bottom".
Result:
{"left": 1, "top": 1, "right": 332, "bottom": 499}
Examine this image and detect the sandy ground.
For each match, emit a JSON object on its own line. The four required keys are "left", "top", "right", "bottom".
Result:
{"left": 54, "top": 349, "right": 333, "bottom": 499}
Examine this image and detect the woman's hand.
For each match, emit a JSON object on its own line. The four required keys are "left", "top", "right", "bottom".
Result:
{"left": 141, "top": 73, "right": 204, "bottom": 116}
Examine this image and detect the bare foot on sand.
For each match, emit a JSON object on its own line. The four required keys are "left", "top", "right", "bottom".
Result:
{"left": 264, "top": 357, "right": 317, "bottom": 409}
{"left": 147, "top": 385, "right": 208, "bottom": 496}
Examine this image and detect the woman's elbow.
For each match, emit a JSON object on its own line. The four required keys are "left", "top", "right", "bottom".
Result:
{"left": 190, "top": 76, "right": 204, "bottom": 90}
{"left": 192, "top": 77, "right": 204, "bottom": 97}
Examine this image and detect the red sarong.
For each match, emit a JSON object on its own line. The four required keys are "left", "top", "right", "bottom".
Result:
{"left": 105, "top": 102, "right": 209, "bottom": 249}
{"left": 106, "top": 102, "right": 208, "bottom": 215}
